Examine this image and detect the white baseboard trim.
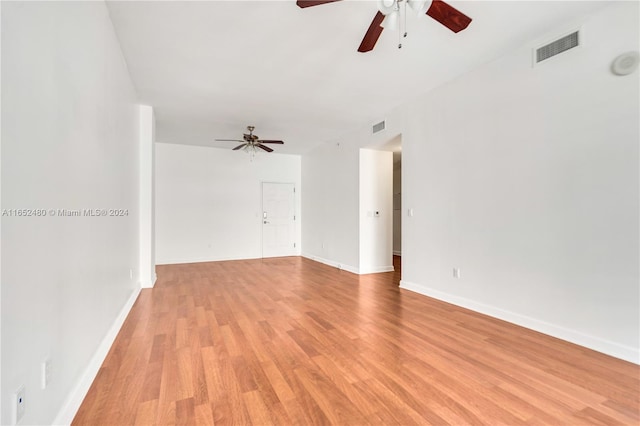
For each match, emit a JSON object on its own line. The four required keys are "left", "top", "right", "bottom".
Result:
{"left": 301, "top": 253, "right": 359, "bottom": 275}
{"left": 303, "top": 255, "right": 393, "bottom": 275}
{"left": 360, "top": 265, "right": 395, "bottom": 274}
{"left": 140, "top": 272, "right": 157, "bottom": 289}
{"left": 399, "top": 280, "right": 639, "bottom": 365}
{"left": 393, "top": 250, "right": 402, "bottom": 256}
{"left": 52, "top": 286, "right": 142, "bottom": 425}
{"left": 156, "top": 255, "right": 261, "bottom": 265}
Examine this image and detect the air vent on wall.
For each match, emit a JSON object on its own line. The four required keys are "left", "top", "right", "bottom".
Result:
{"left": 373, "top": 120, "right": 386, "bottom": 134}
{"left": 535, "top": 30, "right": 580, "bottom": 64}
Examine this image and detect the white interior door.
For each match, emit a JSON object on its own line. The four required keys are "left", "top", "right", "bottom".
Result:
{"left": 262, "top": 182, "right": 296, "bottom": 258}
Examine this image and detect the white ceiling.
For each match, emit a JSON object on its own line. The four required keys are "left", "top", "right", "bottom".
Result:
{"left": 106, "top": 0, "right": 609, "bottom": 155}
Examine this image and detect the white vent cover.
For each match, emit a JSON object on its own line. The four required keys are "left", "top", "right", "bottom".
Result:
{"left": 372, "top": 120, "right": 386, "bottom": 133}
{"left": 535, "top": 30, "right": 580, "bottom": 64}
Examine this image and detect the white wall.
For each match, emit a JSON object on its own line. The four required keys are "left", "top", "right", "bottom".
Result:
{"left": 302, "top": 125, "right": 401, "bottom": 274}
{"left": 155, "top": 143, "right": 301, "bottom": 264}
{"left": 302, "top": 1, "right": 639, "bottom": 362}
{"left": 397, "top": 2, "right": 639, "bottom": 362}
{"left": 359, "top": 149, "right": 393, "bottom": 273}
{"left": 1, "top": 2, "right": 4, "bottom": 419}
{"left": 139, "top": 105, "right": 156, "bottom": 288}
{"left": 1, "top": 2, "right": 141, "bottom": 424}
{"left": 302, "top": 136, "right": 361, "bottom": 273}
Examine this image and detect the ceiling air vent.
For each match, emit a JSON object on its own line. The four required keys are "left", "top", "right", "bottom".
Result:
{"left": 372, "top": 120, "right": 386, "bottom": 134}
{"left": 535, "top": 30, "right": 580, "bottom": 64}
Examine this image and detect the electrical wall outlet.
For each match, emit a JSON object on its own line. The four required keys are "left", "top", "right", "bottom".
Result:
{"left": 453, "top": 268, "right": 461, "bottom": 279}
{"left": 14, "top": 386, "right": 25, "bottom": 424}
{"left": 42, "top": 358, "right": 52, "bottom": 389}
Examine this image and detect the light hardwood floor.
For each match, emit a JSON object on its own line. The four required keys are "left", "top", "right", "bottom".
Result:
{"left": 73, "top": 256, "right": 639, "bottom": 425}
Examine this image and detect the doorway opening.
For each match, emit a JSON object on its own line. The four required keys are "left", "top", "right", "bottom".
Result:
{"left": 392, "top": 146, "right": 402, "bottom": 275}
{"left": 359, "top": 134, "right": 402, "bottom": 276}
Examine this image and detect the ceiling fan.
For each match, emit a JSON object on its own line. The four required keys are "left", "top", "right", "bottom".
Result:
{"left": 215, "top": 126, "right": 284, "bottom": 153}
{"left": 296, "top": 0, "right": 472, "bottom": 52}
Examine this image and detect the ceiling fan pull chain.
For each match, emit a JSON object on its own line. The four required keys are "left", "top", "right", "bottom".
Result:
{"left": 397, "top": 0, "right": 405, "bottom": 49}
{"left": 403, "top": 0, "right": 408, "bottom": 38}
{"left": 398, "top": 9, "right": 402, "bottom": 49}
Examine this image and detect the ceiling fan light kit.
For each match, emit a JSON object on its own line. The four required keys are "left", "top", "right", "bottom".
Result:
{"left": 380, "top": 9, "right": 399, "bottom": 31}
{"left": 297, "top": 0, "right": 471, "bottom": 52}
{"left": 407, "top": 0, "right": 431, "bottom": 15}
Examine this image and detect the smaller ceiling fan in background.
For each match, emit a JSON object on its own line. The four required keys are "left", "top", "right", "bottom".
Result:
{"left": 215, "top": 126, "right": 284, "bottom": 157}
{"left": 296, "top": 0, "right": 472, "bottom": 52}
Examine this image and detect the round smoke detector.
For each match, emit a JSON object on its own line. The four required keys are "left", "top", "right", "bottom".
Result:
{"left": 611, "top": 51, "right": 639, "bottom": 76}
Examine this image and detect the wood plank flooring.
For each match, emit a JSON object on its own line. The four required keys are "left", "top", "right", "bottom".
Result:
{"left": 73, "top": 256, "right": 639, "bottom": 425}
